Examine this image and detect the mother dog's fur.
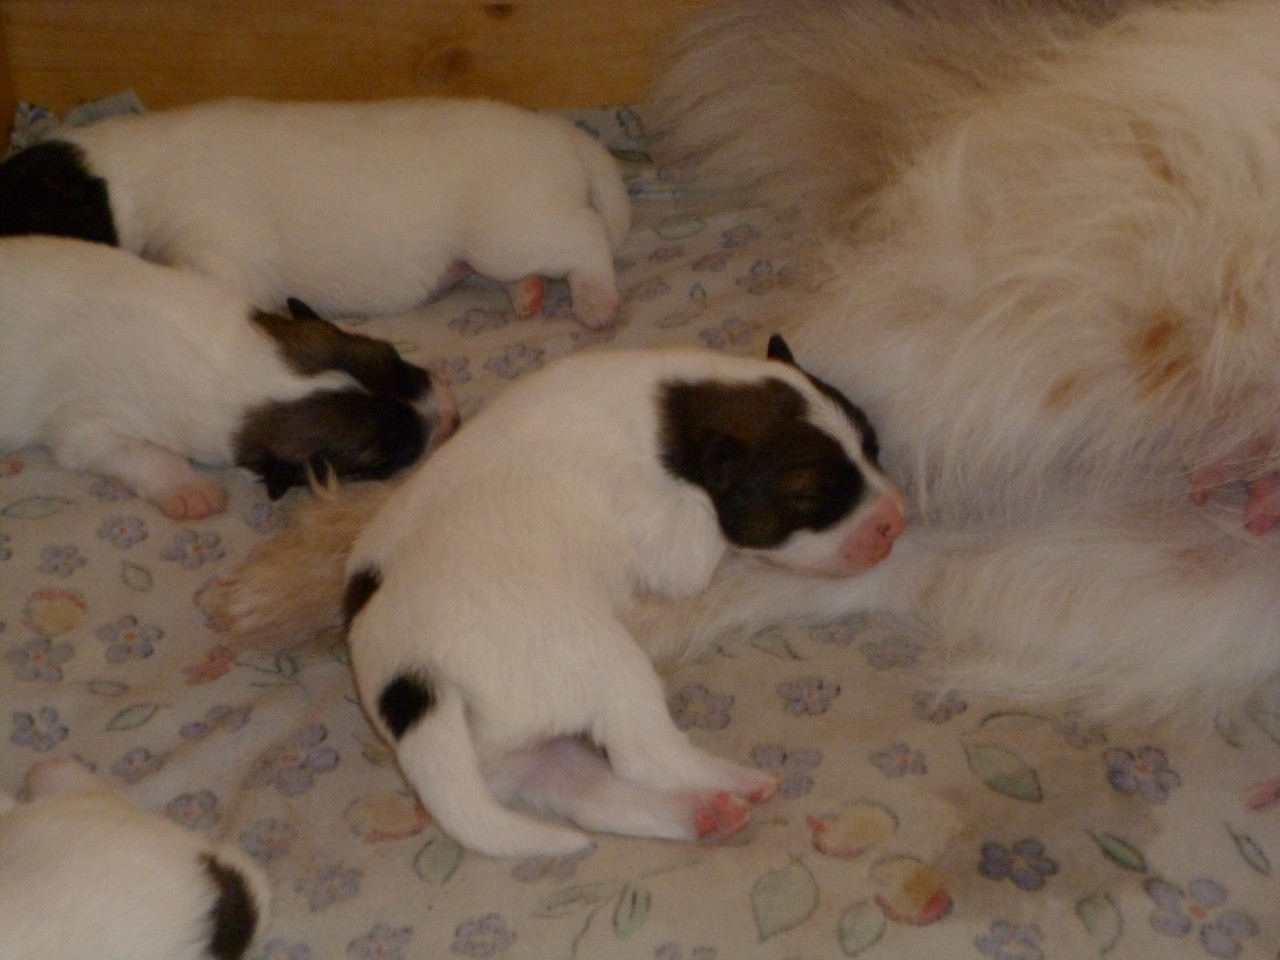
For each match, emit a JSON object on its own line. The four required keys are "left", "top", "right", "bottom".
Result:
{"left": 645, "top": 0, "right": 1280, "bottom": 721}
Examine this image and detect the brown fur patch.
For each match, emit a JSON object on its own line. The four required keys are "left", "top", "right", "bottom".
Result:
{"left": 1128, "top": 310, "right": 1194, "bottom": 396}
{"left": 1128, "top": 117, "right": 1177, "bottom": 185}
{"left": 1043, "top": 373, "right": 1082, "bottom": 411}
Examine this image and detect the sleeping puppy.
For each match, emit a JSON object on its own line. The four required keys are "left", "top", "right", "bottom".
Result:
{"left": 0, "top": 757, "right": 270, "bottom": 960}
{"left": 649, "top": 0, "right": 1280, "bottom": 720}
{"left": 0, "top": 235, "right": 458, "bottom": 518}
{"left": 0, "top": 97, "right": 631, "bottom": 327}
{"left": 218, "top": 337, "right": 903, "bottom": 857}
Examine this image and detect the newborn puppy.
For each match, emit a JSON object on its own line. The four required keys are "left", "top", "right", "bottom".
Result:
{"left": 337, "top": 337, "right": 903, "bottom": 857}
{"left": 0, "top": 235, "right": 458, "bottom": 518}
{"left": 0, "top": 97, "right": 631, "bottom": 327}
{"left": 0, "top": 758, "right": 270, "bottom": 960}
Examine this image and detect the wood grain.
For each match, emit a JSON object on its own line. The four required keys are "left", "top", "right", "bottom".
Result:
{"left": 0, "top": 0, "right": 709, "bottom": 113}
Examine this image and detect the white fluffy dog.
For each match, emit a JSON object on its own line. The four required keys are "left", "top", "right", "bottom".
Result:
{"left": 0, "top": 235, "right": 457, "bottom": 518}
{"left": 0, "top": 758, "right": 270, "bottom": 960}
{"left": 220, "top": 339, "right": 903, "bottom": 857}
{"left": 647, "top": 0, "right": 1280, "bottom": 720}
{"left": 0, "top": 97, "right": 631, "bottom": 326}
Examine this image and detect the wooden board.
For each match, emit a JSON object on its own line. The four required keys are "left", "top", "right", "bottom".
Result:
{"left": 0, "top": 0, "right": 710, "bottom": 113}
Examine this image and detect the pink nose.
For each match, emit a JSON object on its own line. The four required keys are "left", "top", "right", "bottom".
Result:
{"left": 840, "top": 491, "right": 906, "bottom": 572}
{"left": 869, "top": 493, "right": 906, "bottom": 545}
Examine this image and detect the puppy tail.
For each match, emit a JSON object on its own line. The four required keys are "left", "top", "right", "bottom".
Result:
{"left": 650, "top": 0, "right": 1114, "bottom": 231}
{"left": 571, "top": 126, "right": 633, "bottom": 249}
{"left": 392, "top": 684, "right": 593, "bottom": 859}
{"left": 207, "top": 478, "right": 392, "bottom": 647}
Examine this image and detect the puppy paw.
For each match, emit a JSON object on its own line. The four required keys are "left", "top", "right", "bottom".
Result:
{"left": 505, "top": 275, "right": 546, "bottom": 319}
{"left": 569, "top": 281, "right": 621, "bottom": 329}
{"left": 24, "top": 757, "right": 98, "bottom": 798}
{"left": 155, "top": 476, "right": 229, "bottom": 520}
{"left": 692, "top": 790, "right": 751, "bottom": 840}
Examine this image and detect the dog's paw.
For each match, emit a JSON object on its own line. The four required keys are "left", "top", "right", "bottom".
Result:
{"left": 24, "top": 757, "right": 98, "bottom": 799}
{"left": 505, "top": 275, "right": 546, "bottom": 319}
{"left": 568, "top": 277, "right": 621, "bottom": 329}
{"left": 691, "top": 790, "right": 751, "bottom": 840}
{"left": 155, "top": 476, "right": 229, "bottom": 520}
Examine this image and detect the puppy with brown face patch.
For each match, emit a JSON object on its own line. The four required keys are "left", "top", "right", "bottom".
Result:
{"left": 0, "top": 236, "right": 457, "bottom": 518}
{"left": 330, "top": 337, "right": 902, "bottom": 858}
{"left": 0, "top": 97, "right": 631, "bottom": 327}
{"left": 0, "top": 757, "right": 270, "bottom": 960}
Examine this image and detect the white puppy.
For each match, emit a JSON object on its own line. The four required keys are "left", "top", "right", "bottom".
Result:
{"left": 649, "top": 0, "right": 1280, "bottom": 719}
{"left": 0, "top": 758, "right": 270, "bottom": 960}
{"left": 221, "top": 338, "right": 903, "bottom": 858}
{"left": 0, "top": 97, "right": 631, "bottom": 326}
{"left": 0, "top": 235, "right": 457, "bottom": 518}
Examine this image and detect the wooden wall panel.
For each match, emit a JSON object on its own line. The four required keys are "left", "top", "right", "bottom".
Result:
{"left": 0, "top": 0, "right": 710, "bottom": 113}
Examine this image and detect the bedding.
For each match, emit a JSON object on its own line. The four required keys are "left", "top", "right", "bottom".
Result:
{"left": 1, "top": 99, "right": 1277, "bottom": 960}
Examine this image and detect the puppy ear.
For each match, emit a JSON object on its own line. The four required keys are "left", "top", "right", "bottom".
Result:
{"left": 701, "top": 432, "right": 750, "bottom": 495}
{"left": 286, "top": 297, "right": 325, "bottom": 322}
{"left": 766, "top": 334, "right": 796, "bottom": 365}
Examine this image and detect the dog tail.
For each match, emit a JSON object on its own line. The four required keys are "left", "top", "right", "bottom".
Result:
{"left": 651, "top": 0, "right": 1116, "bottom": 231}
{"left": 570, "top": 126, "right": 633, "bottom": 249}
{"left": 390, "top": 683, "right": 593, "bottom": 859}
{"left": 207, "top": 478, "right": 392, "bottom": 647}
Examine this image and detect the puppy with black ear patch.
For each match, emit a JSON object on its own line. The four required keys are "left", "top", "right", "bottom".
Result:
{"left": 337, "top": 336, "right": 904, "bottom": 858}
{"left": 0, "top": 97, "right": 631, "bottom": 327}
{"left": 0, "top": 235, "right": 458, "bottom": 518}
{"left": 0, "top": 757, "right": 270, "bottom": 960}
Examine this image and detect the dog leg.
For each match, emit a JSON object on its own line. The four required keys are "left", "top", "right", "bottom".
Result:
{"left": 23, "top": 757, "right": 102, "bottom": 799}
{"left": 391, "top": 686, "right": 592, "bottom": 858}
{"left": 490, "top": 737, "right": 753, "bottom": 843}
{"left": 504, "top": 275, "right": 546, "bottom": 319}
{"left": 47, "top": 418, "right": 227, "bottom": 519}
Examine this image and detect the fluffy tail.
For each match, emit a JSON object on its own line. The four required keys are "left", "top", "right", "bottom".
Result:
{"left": 652, "top": 0, "right": 1123, "bottom": 231}
{"left": 570, "top": 125, "right": 633, "bottom": 249}
{"left": 391, "top": 685, "right": 593, "bottom": 858}
{"left": 208, "top": 480, "right": 392, "bottom": 647}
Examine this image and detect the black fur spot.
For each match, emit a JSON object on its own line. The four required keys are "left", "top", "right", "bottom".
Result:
{"left": 343, "top": 566, "right": 382, "bottom": 629}
{"left": 200, "top": 854, "right": 259, "bottom": 960}
{"left": 378, "top": 671, "right": 436, "bottom": 740}
{"left": 0, "top": 140, "right": 118, "bottom": 244}
{"left": 252, "top": 310, "right": 432, "bottom": 403}
{"left": 234, "top": 389, "right": 428, "bottom": 498}
{"left": 660, "top": 377, "right": 866, "bottom": 548}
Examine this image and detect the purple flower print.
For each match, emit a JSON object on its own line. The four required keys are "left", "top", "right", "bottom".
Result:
{"left": 1106, "top": 746, "right": 1181, "bottom": 803}
{"left": 452, "top": 914, "right": 516, "bottom": 958}
{"left": 348, "top": 923, "right": 412, "bottom": 960}
{"left": 691, "top": 251, "right": 732, "bottom": 273}
{"left": 976, "top": 920, "right": 1044, "bottom": 960}
{"left": 668, "top": 684, "right": 734, "bottom": 731}
{"left": 180, "top": 703, "right": 253, "bottom": 740}
{"left": 296, "top": 861, "right": 362, "bottom": 912}
{"left": 483, "top": 343, "right": 545, "bottom": 381}
{"left": 249, "top": 724, "right": 339, "bottom": 796}
{"left": 449, "top": 308, "right": 509, "bottom": 337}
{"left": 777, "top": 676, "right": 841, "bottom": 716}
{"left": 749, "top": 743, "right": 822, "bottom": 799}
{"left": 96, "top": 615, "right": 163, "bottom": 663}
{"left": 162, "top": 530, "right": 225, "bottom": 569}
{"left": 871, "top": 743, "right": 927, "bottom": 779}
{"left": 244, "top": 502, "right": 278, "bottom": 535}
{"left": 979, "top": 839, "right": 1059, "bottom": 892}
{"left": 624, "top": 276, "right": 670, "bottom": 304}
{"left": 96, "top": 514, "right": 148, "bottom": 549}
{"left": 11, "top": 707, "right": 69, "bottom": 752}
{"left": 111, "top": 746, "right": 167, "bottom": 783}
{"left": 736, "top": 259, "right": 801, "bottom": 296}
{"left": 241, "top": 817, "right": 298, "bottom": 864}
{"left": 650, "top": 244, "right": 686, "bottom": 263}
{"left": 697, "top": 316, "right": 758, "bottom": 350}
{"left": 436, "top": 356, "right": 472, "bottom": 385}
{"left": 40, "top": 543, "right": 86, "bottom": 576}
{"left": 912, "top": 689, "right": 968, "bottom": 724}
{"left": 8, "top": 636, "right": 74, "bottom": 681}
{"left": 721, "top": 223, "right": 761, "bottom": 249}
{"left": 252, "top": 940, "right": 313, "bottom": 960}
{"left": 1145, "top": 877, "right": 1259, "bottom": 959}
{"left": 165, "top": 789, "right": 219, "bottom": 832}
{"left": 861, "top": 634, "right": 925, "bottom": 670}
{"left": 90, "top": 477, "right": 136, "bottom": 502}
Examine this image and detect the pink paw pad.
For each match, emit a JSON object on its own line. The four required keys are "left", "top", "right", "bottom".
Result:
{"left": 506, "top": 276, "right": 546, "bottom": 319}
{"left": 692, "top": 790, "right": 751, "bottom": 840}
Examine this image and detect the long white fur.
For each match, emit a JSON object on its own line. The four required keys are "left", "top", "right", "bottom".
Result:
{"left": 0, "top": 235, "right": 352, "bottom": 517}
{"left": 345, "top": 347, "right": 900, "bottom": 857}
{"left": 0, "top": 758, "right": 270, "bottom": 960}
{"left": 647, "top": 0, "right": 1280, "bottom": 720}
{"left": 58, "top": 97, "right": 631, "bottom": 326}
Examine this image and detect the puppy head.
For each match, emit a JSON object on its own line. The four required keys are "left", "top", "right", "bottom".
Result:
{"left": 660, "top": 336, "right": 904, "bottom": 577}
{"left": 238, "top": 305, "right": 460, "bottom": 498}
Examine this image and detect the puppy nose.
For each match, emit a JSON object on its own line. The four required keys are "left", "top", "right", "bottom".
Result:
{"left": 870, "top": 492, "right": 906, "bottom": 543}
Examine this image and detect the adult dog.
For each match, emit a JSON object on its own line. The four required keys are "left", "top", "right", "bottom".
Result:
{"left": 646, "top": 0, "right": 1280, "bottom": 721}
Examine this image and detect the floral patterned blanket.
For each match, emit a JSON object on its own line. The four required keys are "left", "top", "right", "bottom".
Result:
{"left": 1, "top": 102, "right": 1278, "bottom": 960}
